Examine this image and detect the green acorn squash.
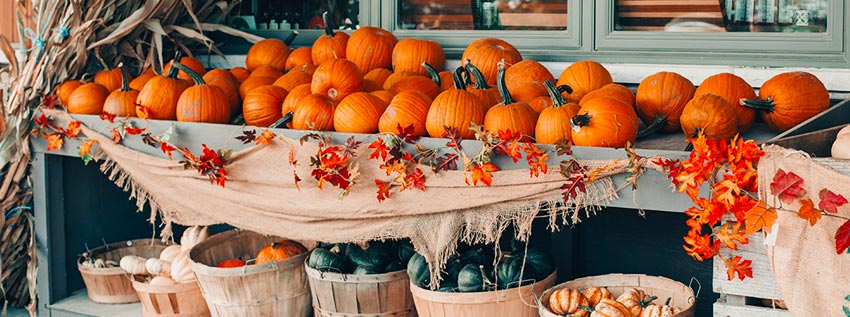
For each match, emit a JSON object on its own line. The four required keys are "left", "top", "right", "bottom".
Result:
{"left": 407, "top": 253, "right": 431, "bottom": 289}
{"left": 523, "top": 247, "right": 555, "bottom": 280}
{"left": 385, "top": 260, "right": 405, "bottom": 272}
{"left": 496, "top": 256, "right": 523, "bottom": 289}
{"left": 347, "top": 243, "right": 392, "bottom": 268}
{"left": 308, "top": 248, "right": 345, "bottom": 273}
{"left": 457, "top": 264, "right": 488, "bottom": 292}
{"left": 353, "top": 265, "right": 383, "bottom": 275}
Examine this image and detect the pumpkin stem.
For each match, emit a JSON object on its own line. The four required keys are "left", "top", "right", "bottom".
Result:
{"left": 577, "top": 305, "right": 595, "bottom": 312}
{"left": 570, "top": 113, "right": 592, "bottom": 132}
{"left": 495, "top": 61, "right": 515, "bottom": 105}
{"left": 544, "top": 79, "right": 568, "bottom": 108}
{"left": 321, "top": 12, "right": 334, "bottom": 38}
{"left": 169, "top": 62, "right": 206, "bottom": 86}
{"left": 464, "top": 59, "right": 491, "bottom": 89}
{"left": 166, "top": 51, "right": 183, "bottom": 79}
{"left": 422, "top": 62, "right": 441, "bottom": 87}
{"left": 284, "top": 30, "right": 299, "bottom": 46}
{"left": 665, "top": 297, "right": 672, "bottom": 306}
{"left": 636, "top": 116, "right": 667, "bottom": 139}
{"left": 640, "top": 296, "right": 659, "bottom": 308}
{"left": 741, "top": 97, "right": 775, "bottom": 113}
{"left": 684, "top": 128, "right": 700, "bottom": 151}
{"left": 451, "top": 66, "right": 468, "bottom": 90}
{"left": 557, "top": 84, "right": 573, "bottom": 94}
{"left": 230, "top": 113, "right": 245, "bottom": 125}
{"left": 270, "top": 111, "right": 294, "bottom": 128}
{"left": 119, "top": 65, "right": 132, "bottom": 92}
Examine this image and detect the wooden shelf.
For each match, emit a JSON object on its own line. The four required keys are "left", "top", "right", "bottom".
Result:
{"left": 49, "top": 290, "right": 141, "bottom": 317}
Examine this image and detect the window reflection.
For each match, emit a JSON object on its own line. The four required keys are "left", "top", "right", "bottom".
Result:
{"left": 398, "top": 0, "right": 568, "bottom": 31}
{"left": 228, "top": 0, "right": 360, "bottom": 31}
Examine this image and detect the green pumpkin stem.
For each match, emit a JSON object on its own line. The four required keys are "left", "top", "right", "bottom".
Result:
{"left": 495, "top": 61, "right": 515, "bottom": 105}
{"left": 741, "top": 97, "right": 775, "bottom": 113}
{"left": 636, "top": 116, "right": 667, "bottom": 139}
{"left": 422, "top": 62, "right": 441, "bottom": 87}
{"left": 118, "top": 65, "right": 131, "bottom": 92}
{"left": 570, "top": 113, "right": 592, "bottom": 132}
{"left": 577, "top": 305, "right": 595, "bottom": 312}
{"left": 270, "top": 111, "right": 294, "bottom": 128}
{"left": 284, "top": 30, "right": 299, "bottom": 45}
{"left": 557, "top": 84, "right": 573, "bottom": 94}
{"left": 544, "top": 79, "right": 568, "bottom": 108}
{"left": 170, "top": 62, "right": 206, "bottom": 86}
{"left": 451, "top": 66, "right": 468, "bottom": 90}
{"left": 166, "top": 51, "right": 182, "bottom": 79}
{"left": 464, "top": 60, "right": 491, "bottom": 89}
{"left": 640, "top": 296, "right": 659, "bottom": 308}
{"left": 321, "top": 11, "right": 334, "bottom": 38}
{"left": 665, "top": 297, "right": 672, "bottom": 306}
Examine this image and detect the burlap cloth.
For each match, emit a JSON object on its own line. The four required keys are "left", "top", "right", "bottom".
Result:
{"left": 759, "top": 145, "right": 850, "bottom": 316}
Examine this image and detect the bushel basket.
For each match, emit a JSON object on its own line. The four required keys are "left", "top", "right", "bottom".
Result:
{"left": 77, "top": 238, "right": 171, "bottom": 304}
{"left": 410, "top": 272, "right": 555, "bottom": 317}
{"left": 306, "top": 264, "right": 417, "bottom": 316}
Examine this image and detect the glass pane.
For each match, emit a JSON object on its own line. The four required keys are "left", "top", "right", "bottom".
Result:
{"left": 397, "top": 0, "right": 568, "bottom": 31}
{"left": 230, "top": 0, "right": 360, "bottom": 31}
{"left": 614, "top": 0, "right": 827, "bottom": 32}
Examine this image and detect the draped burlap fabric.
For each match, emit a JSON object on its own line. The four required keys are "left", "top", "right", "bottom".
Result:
{"left": 49, "top": 111, "right": 665, "bottom": 285}
{"left": 759, "top": 145, "right": 850, "bottom": 316}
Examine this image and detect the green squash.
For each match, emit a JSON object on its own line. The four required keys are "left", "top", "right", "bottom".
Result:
{"left": 385, "top": 260, "right": 405, "bottom": 272}
{"left": 353, "top": 265, "right": 383, "bottom": 275}
{"left": 308, "top": 248, "right": 346, "bottom": 273}
{"left": 397, "top": 240, "right": 416, "bottom": 263}
{"left": 496, "top": 256, "right": 523, "bottom": 289}
{"left": 346, "top": 243, "right": 392, "bottom": 268}
{"left": 523, "top": 247, "right": 555, "bottom": 280}
{"left": 457, "top": 264, "right": 488, "bottom": 292}
{"left": 436, "top": 282, "right": 458, "bottom": 292}
{"left": 407, "top": 253, "right": 431, "bottom": 289}
{"left": 441, "top": 255, "right": 465, "bottom": 283}
{"left": 462, "top": 245, "right": 495, "bottom": 266}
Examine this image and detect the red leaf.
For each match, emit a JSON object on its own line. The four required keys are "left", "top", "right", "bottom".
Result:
{"left": 375, "top": 179, "right": 391, "bottom": 202}
{"left": 33, "top": 114, "right": 49, "bottom": 128}
{"left": 836, "top": 219, "right": 850, "bottom": 254}
{"left": 368, "top": 138, "right": 390, "bottom": 161}
{"left": 43, "top": 94, "right": 60, "bottom": 109}
{"left": 404, "top": 168, "right": 426, "bottom": 191}
{"left": 160, "top": 142, "right": 176, "bottom": 160}
{"left": 99, "top": 112, "right": 116, "bottom": 123}
{"left": 770, "top": 169, "right": 806, "bottom": 204}
{"left": 819, "top": 189, "right": 848, "bottom": 214}
{"left": 110, "top": 128, "right": 122, "bottom": 144}
{"left": 523, "top": 142, "right": 548, "bottom": 177}
{"left": 125, "top": 126, "right": 146, "bottom": 135}
{"left": 724, "top": 256, "right": 753, "bottom": 281}
{"left": 797, "top": 198, "right": 822, "bottom": 226}
{"left": 442, "top": 126, "right": 462, "bottom": 150}
{"left": 397, "top": 124, "right": 420, "bottom": 143}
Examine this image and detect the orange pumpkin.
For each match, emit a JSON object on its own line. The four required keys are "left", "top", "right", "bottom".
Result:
{"left": 334, "top": 92, "right": 388, "bottom": 133}
{"left": 557, "top": 60, "right": 613, "bottom": 103}
{"left": 527, "top": 85, "right": 572, "bottom": 113}
{"left": 94, "top": 68, "right": 123, "bottom": 92}
{"left": 136, "top": 54, "right": 191, "bottom": 119}
{"left": 536, "top": 80, "right": 580, "bottom": 144}
{"left": 68, "top": 83, "right": 109, "bottom": 114}
{"left": 464, "top": 61, "right": 501, "bottom": 111}
{"left": 286, "top": 47, "right": 313, "bottom": 71}
{"left": 587, "top": 298, "right": 632, "bottom": 317}
{"left": 483, "top": 62, "right": 538, "bottom": 141}
{"left": 129, "top": 68, "right": 156, "bottom": 91}
{"left": 282, "top": 84, "right": 312, "bottom": 115}
{"left": 102, "top": 67, "right": 139, "bottom": 117}
{"left": 425, "top": 67, "right": 486, "bottom": 139}
{"left": 312, "top": 12, "right": 349, "bottom": 65}
{"left": 506, "top": 60, "right": 554, "bottom": 103}
{"left": 311, "top": 59, "right": 363, "bottom": 102}
{"left": 172, "top": 62, "right": 231, "bottom": 123}
{"left": 255, "top": 240, "right": 306, "bottom": 264}
{"left": 392, "top": 38, "right": 445, "bottom": 76}
{"left": 742, "top": 71, "right": 829, "bottom": 132}
{"left": 203, "top": 69, "right": 241, "bottom": 115}
{"left": 215, "top": 259, "right": 246, "bottom": 268}
{"left": 245, "top": 37, "right": 292, "bottom": 72}
{"left": 461, "top": 38, "right": 522, "bottom": 86}
{"left": 379, "top": 90, "right": 432, "bottom": 136}
{"left": 571, "top": 97, "right": 640, "bottom": 148}
{"left": 547, "top": 288, "right": 590, "bottom": 317}
{"left": 249, "top": 65, "right": 284, "bottom": 79}
{"left": 242, "top": 85, "right": 289, "bottom": 127}
{"left": 164, "top": 55, "right": 206, "bottom": 81}
{"left": 680, "top": 94, "right": 739, "bottom": 140}
{"left": 617, "top": 288, "right": 657, "bottom": 317}
{"left": 583, "top": 287, "right": 613, "bottom": 307}
{"left": 580, "top": 84, "right": 635, "bottom": 107}
{"left": 230, "top": 67, "right": 251, "bottom": 83}
{"left": 635, "top": 71, "right": 696, "bottom": 135}
{"left": 695, "top": 73, "right": 756, "bottom": 132}
{"left": 273, "top": 65, "right": 313, "bottom": 91}
{"left": 639, "top": 304, "right": 679, "bottom": 317}
{"left": 389, "top": 76, "right": 440, "bottom": 100}
{"left": 346, "top": 26, "right": 398, "bottom": 73}
{"left": 370, "top": 90, "right": 395, "bottom": 105}
{"left": 423, "top": 62, "right": 454, "bottom": 92}
{"left": 382, "top": 71, "right": 420, "bottom": 91}
{"left": 56, "top": 80, "right": 83, "bottom": 106}
{"left": 292, "top": 93, "right": 336, "bottom": 131}
{"left": 363, "top": 68, "right": 393, "bottom": 92}
{"left": 239, "top": 76, "right": 276, "bottom": 99}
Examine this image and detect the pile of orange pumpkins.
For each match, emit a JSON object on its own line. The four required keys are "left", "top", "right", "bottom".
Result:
{"left": 56, "top": 25, "right": 831, "bottom": 148}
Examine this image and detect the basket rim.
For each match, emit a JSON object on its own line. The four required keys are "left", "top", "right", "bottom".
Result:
{"left": 131, "top": 278, "right": 201, "bottom": 293}
{"left": 304, "top": 260, "right": 409, "bottom": 283}
{"left": 409, "top": 271, "right": 556, "bottom": 303}
{"left": 188, "top": 229, "right": 308, "bottom": 276}
{"left": 77, "top": 238, "right": 171, "bottom": 275}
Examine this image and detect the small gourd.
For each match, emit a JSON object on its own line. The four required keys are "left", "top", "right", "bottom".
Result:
{"left": 160, "top": 245, "right": 182, "bottom": 262}
{"left": 170, "top": 251, "right": 195, "bottom": 283}
{"left": 149, "top": 276, "right": 176, "bottom": 286}
{"left": 119, "top": 255, "right": 148, "bottom": 275}
{"left": 639, "top": 304, "right": 680, "bottom": 317}
{"left": 548, "top": 288, "right": 590, "bottom": 317}
{"left": 617, "top": 288, "right": 657, "bottom": 317}
{"left": 180, "top": 226, "right": 209, "bottom": 253}
{"left": 584, "top": 287, "right": 614, "bottom": 307}
{"left": 145, "top": 258, "right": 172, "bottom": 277}
{"left": 832, "top": 125, "right": 850, "bottom": 159}
{"left": 582, "top": 298, "right": 633, "bottom": 317}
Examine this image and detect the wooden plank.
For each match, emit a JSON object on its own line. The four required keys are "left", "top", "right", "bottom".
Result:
{"left": 618, "top": 12, "right": 722, "bottom": 18}
{"left": 713, "top": 301, "right": 792, "bottom": 317}
{"left": 713, "top": 233, "right": 784, "bottom": 300}
{"left": 500, "top": 13, "right": 567, "bottom": 27}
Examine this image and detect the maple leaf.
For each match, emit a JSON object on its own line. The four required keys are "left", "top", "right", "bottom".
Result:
{"left": 235, "top": 130, "right": 257, "bottom": 144}
{"left": 683, "top": 232, "right": 720, "bottom": 261}
{"left": 140, "top": 133, "right": 159, "bottom": 147}
{"left": 256, "top": 129, "right": 276, "bottom": 145}
{"left": 368, "top": 138, "right": 390, "bottom": 161}
{"left": 65, "top": 121, "right": 82, "bottom": 138}
{"left": 723, "top": 256, "right": 753, "bottom": 281}
{"left": 397, "top": 124, "right": 421, "bottom": 143}
{"left": 43, "top": 94, "right": 60, "bottom": 109}
{"left": 555, "top": 139, "right": 574, "bottom": 156}
{"left": 684, "top": 198, "right": 724, "bottom": 226}
{"left": 299, "top": 132, "right": 325, "bottom": 145}
{"left": 160, "top": 142, "right": 176, "bottom": 160}
{"left": 716, "top": 222, "right": 749, "bottom": 250}
{"left": 770, "top": 169, "right": 806, "bottom": 204}
{"left": 342, "top": 136, "right": 362, "bottom": 157}
{"left": 797, "top": 198, "right": 822, "bottom": 226}
{"left": 744, "top": 201, "right": 778, "bottom": 235}
{"left": 524, "top": 143, "right": 548, "bottom": 177}
{"left": 125, "top": 126, "right": 146, "bottom": 135}
{"left": 375, "top": 179, "right": 392, "bottom": 202}
{"left": 819, "top": 189, "right": 848, "bottom": 214}
{"left": 442, "top": 126, "right": 462, "bottom": 150}
{"left": 79, "top": 140, "right": 96, "bottom": 165}
{"left": 403, "top": 168, "right": 426, "bottom": 191}
{"left": 46, "top": 134, "right": 64, "bottom": 151}
{"left": 33, "top": 114, "right": 49, "bottom": 128}
{"left": 727, "top": 195, "right": 758, "bottom": 222}
{"left": 136, "top": 106, "right": 151, "bottom": 119}
{"left": 99, "top": 112, "right": 116, "bottom": 123}
{"left": 381, "top": 160, "right": 408, "bottom": 177}
{"left": 835, "top": 219, "right": 850, "bottom": 254}
{"left": 434, "top": 153, "right": 459, "bottom": 172}
{"left": 467, "top": 163, "right": 498, "bottom": 187}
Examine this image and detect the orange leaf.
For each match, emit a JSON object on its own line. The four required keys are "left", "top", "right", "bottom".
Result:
{"left": 46, "top": 134, "right": 64, "bottom": 151}
{"left": 255, "top": 129, "right": 276, "bottom": 145}
{"left": 797, "top": 198, "right": 822, "bottom": 226}
{"left": 683, "top": 232, "right": 720, "bottom": 261}
{"left": 468, "top": 163, "right": 499, "bottom": 187}
{"left": 744, "top": 201, "right": 778, "bottom": 235}
{"left": 523, "top": 143, "right": 548, "bottom": 177}
{"left": 78, "top": 139, "right": 95, "bottom": 157}
{"left": 65, "top": 121, "right": 82, "bottom": 138}
{"left": 368, "top": 138, "right": 389, "bottom": 161}
{"left": 723, "top": 256, "right": 753, "bottom": 281}
{"left": 716, "top": 222, "right": 748, "bottom": 250}
{"left": 713, "top": 179, "right": 741, "bottom": 206}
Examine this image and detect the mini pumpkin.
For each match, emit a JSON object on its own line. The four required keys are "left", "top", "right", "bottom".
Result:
{"left": 312, "top": 12, "right": 349, "bottom": 65}
{"left": 380, "top": 90, "right": 431, "bottom": 136}
{"left": 119, "top": 255, "right": 148, "bottom": 275}
{"left": 580, "top": 83, "right": 635, "bottom": 107}
{"left": 286, "top": 47, "right": 313, "bottom": 72}
{"left": 172, "top": 63, "right": 231, "bottom": 123}
{"left": 170, "top": 251, "right": 195, "bottom": 283}
{"left": 616, "top": 288, "right": 656, "bottom": 317}
{"left": 159, "top": 245, "right": 182, "bottom": 262}
{"left": 56, "top": 79, "right": 83, "bottom": 105}
{"left": 273, "top": 64, "right": 313, "bottom": 91}
{"left": 464, "top": 61, "right": 501, "bottom": 111}
{"left": 635, "top": 71, "right": 696, "bottom": 136}
{"left": 129, "top": 68, "right": 157, "bottom": 91}
{"left": 639, "top": 304, "right": 679, "bottom": 317}
{"left": 584, "top": 287, "right": 614, "bottom": 307}
{"left": 292, "top": 93, "right": 336, "bottom": 131}
{"left": 145, "top": 258, "right": 172, "bottom": 277}
{"left": 694, "top": 72, "right": 756, "bottom": 132}
{"left": 389, "top": 75, "right": 440, "bottom": 100}
{"left": 425, "top": 67, "right": 486, "bottom": 139}
{"left": 584, "top": 298, "right": 633, "bottom": 317}
{"left": 245, "top": 37, "right": 292, "bottom": 71}
{"left": 239, "top": 76, "right": 277, "bottom": 99}
{"left": 94, "top": 67, "right": 123, "bottom": 92}
{"left": 102, "top": 66, "right": 139, "bottom": 117}
{"left": 392, "top": 38, "right": 445, "bottom": 76}
{"left": 346, "top": 26, "right": 398, "bottom": 73}
{"left": 680, "top": 94, "right": 739, "bottom": 140}
{"left": 149, "top": 276, "right": 176, "bottom": 286}
{"left": 506, "top": 60, "right": 554, "bottom": 104}
{"left": 364, "top": 68, "right": 393, "bottom": 92}
{"left": 255, "top": 240, "right": 307, "bottom": 264}
{"left": 68, "top": 83, "right": 109, "bottom": 114}
{"left": 243, "top": 85, "right": 289, "bottom": 127}
{"left": 249, "top": 65, "right": 284, "bottom": 80}
{"left": 282, "top": 83, "right": 313, "bottom": 115}
{"left": 312, "top": 59, "right": 363, "bottom": 102}
{"left": 536, "top": 80, "right": 580, "bottom": 144}
{"left": 461, "top": 38, "right": 522, "bottom": 86}
{"left": 230, "top": 67, "right": 251, "bottom": 83}
{"left": 164, "top": 55, "right": 206, "bottom": 81}
{"left": 483, "top": 61, "right": 538, "bottom": 141}
{"left": 136, "top": 52, "right": 191, "bottom": 119}
{"left": 180, "top": 226, "right": 209, "bottom": 253}
{"left": 742, "top": 71, "right": 829, "bottom": 132}
{"left": 216, "top": 259, "right": 246, "bottom": 268}
{"left": 557, "top": 60, "right": 613, "bottom": 103}
{"left": 571, "top": 97, "right": 640, "bottom": 148}
{"left": 547, "top": 288, "right": 590, "bottom": 317}
{"left": 334, "top": 92, "right": 388, "bottom": 133}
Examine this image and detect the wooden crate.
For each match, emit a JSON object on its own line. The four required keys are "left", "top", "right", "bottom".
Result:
{"left": 712, "top": 233, "right": 791, "bottom": 317}
{"left": 306, "top": 265, "right": 417, "bottom": 316}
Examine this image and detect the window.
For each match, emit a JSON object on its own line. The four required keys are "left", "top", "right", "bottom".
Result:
{"left": 397, "top": 0, "right": 568, "bottom": 31}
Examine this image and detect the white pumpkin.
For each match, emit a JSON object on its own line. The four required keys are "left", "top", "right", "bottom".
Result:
{"left": 119, "top": 256, "right": 148, "bottom": 275}
{"left": 145, "top": 258, "right": 172, "bottom": 277}
{"left": 149, "top": 276, "right": 176, "bottom": 286}
{"left": 832, "top": 125, "right": 850, "bottom": 159}
{"left": 170, "top": 251, "right": 196, "bottom": 283}
{"left": 180, "top": 226, "right": 209, "bottom": 252}
{"left": 639, "top": 304, "right": 680, "bottom": 317}
{"left": 160, "top": 245, "right": 182, "bottom": 262}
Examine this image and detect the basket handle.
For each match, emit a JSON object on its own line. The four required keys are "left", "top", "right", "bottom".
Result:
{"left": 687, "top": 276, "right": 702, "bottom": 303}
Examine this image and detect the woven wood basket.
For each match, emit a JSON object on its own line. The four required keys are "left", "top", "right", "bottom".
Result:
{"left": 188, "top": 229, "right": 312, "bottom": 317}
{"left": 538, "top": 274, "right": 696, "bottom": 317}
{"left": 132, "top": 279, "right": 210, "bottom": 317}
{"left": 410, "top": 272, "right": 555, "bottom": 317}
{"left": 77, "top": 238, "right": 171, "bottom": 304}
{"left": 306, "top": 264, "right": 417, "bottom": 316}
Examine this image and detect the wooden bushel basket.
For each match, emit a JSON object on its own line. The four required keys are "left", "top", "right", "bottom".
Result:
{"left": 188, "top": 229, "right": 312, "bottom": 317}
{"left": 132, "top": 279, "right": 210, "bottom": 317}
{"left": 538, "top": 274, "right": 696, "bottom": 317}
{"left": 77, "top": 238, "right": 170, "bottom": 304}
{"left": 410, "top": 272, "right": 555, "bottom": 317}
{"left": 306, "top": 264, "right": 417, "bottom": 316}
